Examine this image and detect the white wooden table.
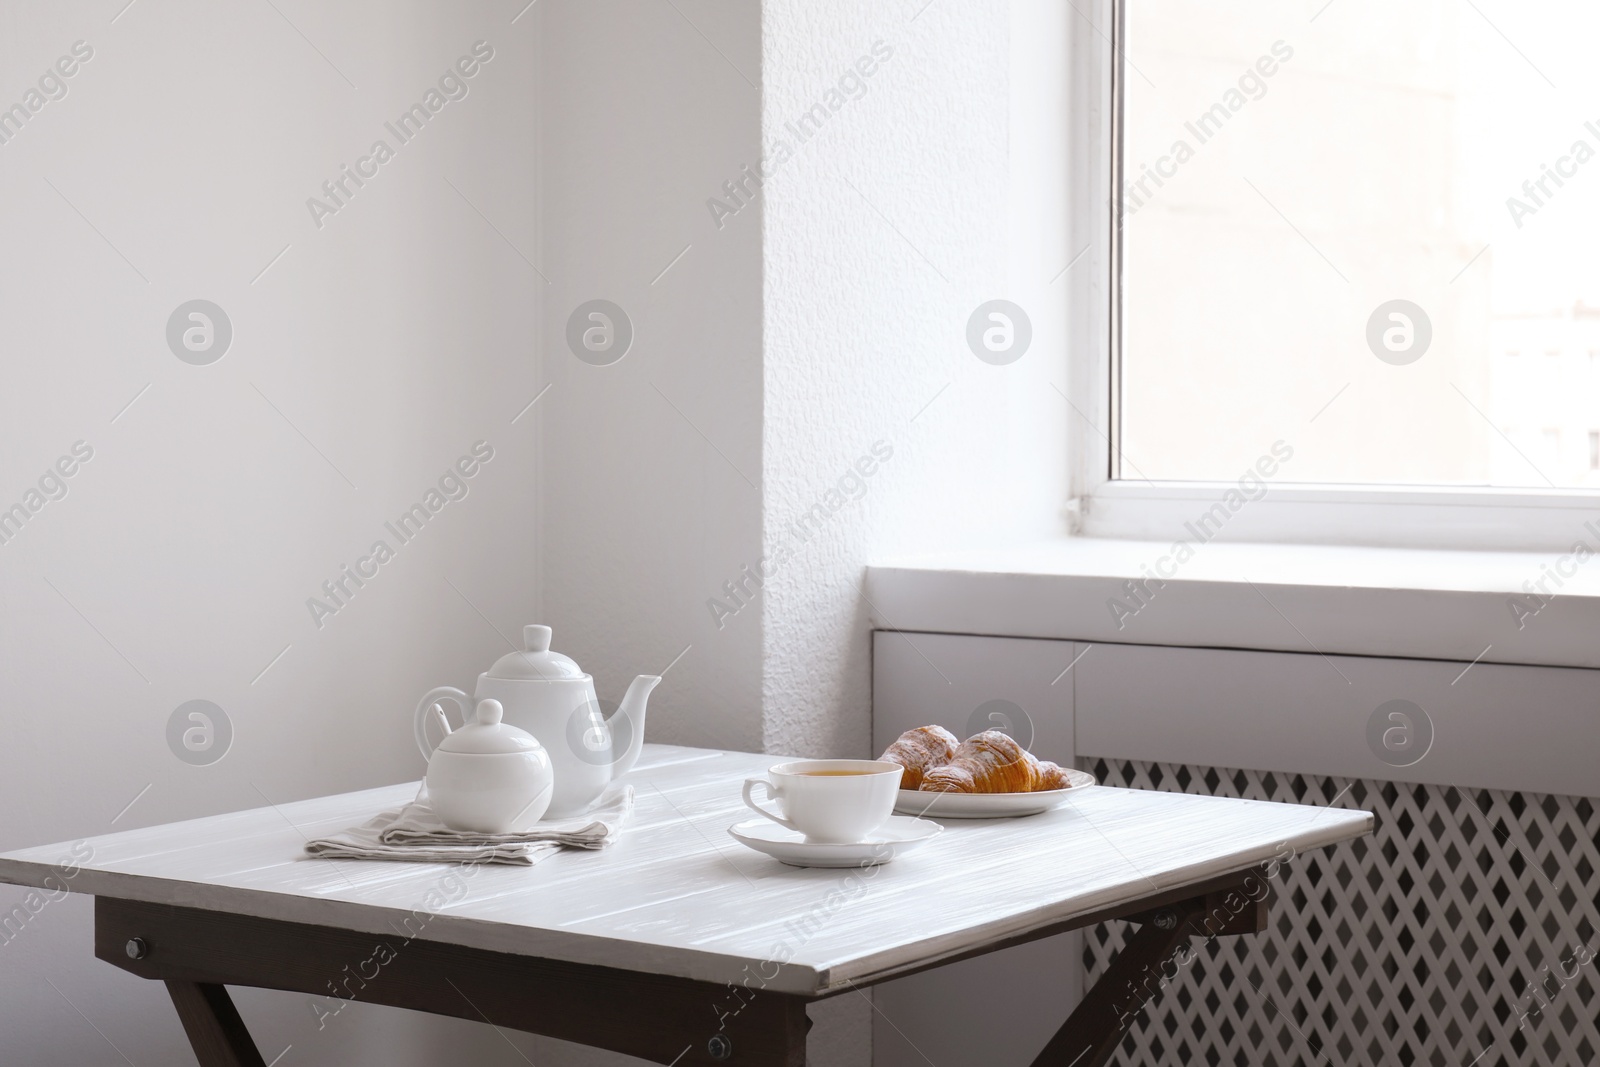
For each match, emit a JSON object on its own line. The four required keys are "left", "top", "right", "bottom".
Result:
{"left": 0, "top": 745, "right": 1371, "bottom": 1066}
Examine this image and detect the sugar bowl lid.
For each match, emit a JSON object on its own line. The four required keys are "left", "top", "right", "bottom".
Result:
{"left": 485, "top": 625, "right": 586, "bottom": 681}
{"left": 435, "top": 699, "right": 544, "bottom": 755}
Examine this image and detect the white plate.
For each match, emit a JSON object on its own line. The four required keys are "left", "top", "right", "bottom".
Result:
{"left": 892, "top": 768, "right": 1098, "bottom": 819}
{"left": 727, "top": 815, "right": 943, "bottom": 868}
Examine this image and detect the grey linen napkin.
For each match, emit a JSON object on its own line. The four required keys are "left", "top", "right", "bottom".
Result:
{"left": 304, "top": 783, "right": 633, "bottom": 866}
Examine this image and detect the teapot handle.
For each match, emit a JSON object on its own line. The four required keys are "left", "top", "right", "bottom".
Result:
{"left": 414, "top": 686, "right": 471, "bottom": 761}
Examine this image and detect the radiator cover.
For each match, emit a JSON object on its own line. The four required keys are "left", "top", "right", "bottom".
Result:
{"left": 1083, "top": 758, "right": 1600, "bottom": 1066}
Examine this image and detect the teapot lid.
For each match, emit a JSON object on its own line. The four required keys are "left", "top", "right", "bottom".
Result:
{"left": 485, "top": 625, "right": 586, "bottom": 680}
{"left": 435, "top": 699, "right": 545, "bottom": 755}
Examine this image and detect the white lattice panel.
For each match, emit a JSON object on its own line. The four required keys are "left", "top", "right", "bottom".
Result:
{"left": 1083, "top": 758, "right": 1600, "bottom": 1067}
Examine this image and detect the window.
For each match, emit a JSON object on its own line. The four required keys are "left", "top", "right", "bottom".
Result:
{"left": 1111, "top": 0, "right": 1600, "bottom": 495}
{"left": 1541, "top": 428, "right": 1563, "bottom": 468}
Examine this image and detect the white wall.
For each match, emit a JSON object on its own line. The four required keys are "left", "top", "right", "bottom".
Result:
{"left": 540, "top": 0, "right": 1073, "bottom": 770}
{"left": 536, "top": 0, "right": 766, "bottom": 758}
{"left": 755, "top": 2, "right": 1073, "bottom": 1061}
{"left": 758, "top": 1, "right": 1072, "bottom": 763}
{"left": 0, "top": 1, "right": 545, "bottom": 1062}
{"left": 1, "top": 1, "right": 1072, "bottom": 1063}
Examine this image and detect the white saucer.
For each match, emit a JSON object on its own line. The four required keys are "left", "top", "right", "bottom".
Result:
{"left": 728, "top": 815, "right": 943, "bottom": 868}
{"left": 893, "top": 768, "right": 1098, "bottom": 819}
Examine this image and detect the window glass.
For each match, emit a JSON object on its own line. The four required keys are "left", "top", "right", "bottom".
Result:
{"left": 1120, "top": 0, "right": 1600, "bottom": 488}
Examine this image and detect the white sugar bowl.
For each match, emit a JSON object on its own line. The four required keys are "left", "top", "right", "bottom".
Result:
{"left": 425, "top": 699, "right": 554, "bottom": 834}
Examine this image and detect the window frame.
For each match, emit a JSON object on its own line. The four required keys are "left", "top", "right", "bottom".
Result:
{"left": 1069, "top": 0, "right": 1600, "bottom": 553}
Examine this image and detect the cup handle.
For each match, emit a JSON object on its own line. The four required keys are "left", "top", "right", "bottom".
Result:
{"left": 741, "top": 778, "right": 800, "bottom": 832}
{"left": 414, "top": 686, "right": 471, "bottom": 760}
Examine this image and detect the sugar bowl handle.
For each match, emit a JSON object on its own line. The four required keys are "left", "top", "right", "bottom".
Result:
{"left": 414, "top": 686, "right": 471, "bottom": 760}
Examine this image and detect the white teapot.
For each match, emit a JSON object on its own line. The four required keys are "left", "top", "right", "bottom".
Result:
{"left": 415, "top": 625, "right": 660, "bottom": 818}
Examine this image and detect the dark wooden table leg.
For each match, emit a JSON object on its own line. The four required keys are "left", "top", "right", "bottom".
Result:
{"left": 1030, "top": 882, "right": 1271, "bottom": 1067}
{"left": 701, "top": 1001, "right": 810, "bottom": 1067}
{"left": 164, "top": 981, "right": 267, "bottom": 1067}
{"left": 1029, "top": 901, "right": 1202, "bottom": 1067}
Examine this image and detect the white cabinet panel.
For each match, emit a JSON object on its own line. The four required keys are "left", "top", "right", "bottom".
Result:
{"left": 871, "top": 631, "right": 1082, "bottom": 1067}
{"left": 1075, "top": 642, "right": 1600, "bottom": 797}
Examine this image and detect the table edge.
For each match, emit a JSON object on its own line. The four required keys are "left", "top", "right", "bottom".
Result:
{"left": 0, "top": 807, "right": 1373, "bottom": 995}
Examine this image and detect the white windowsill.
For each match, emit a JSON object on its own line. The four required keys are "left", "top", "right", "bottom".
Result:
{"left": 865, "top": 538, "right": 1600, "bottom": 670}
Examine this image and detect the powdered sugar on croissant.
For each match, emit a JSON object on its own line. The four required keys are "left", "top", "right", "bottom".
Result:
{"left": 1035, "top": 761, "right": 1070, "bottom": 790}
{"left": 879, "top": 725, "right": 959, "bottom": 790}
{"left": 921, "top": 730, "right": 1063, "bottom": 794}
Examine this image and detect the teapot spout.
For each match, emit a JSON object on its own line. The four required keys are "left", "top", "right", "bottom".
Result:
{"left": 609, "top": 674, "right": 660, "bottom": 776}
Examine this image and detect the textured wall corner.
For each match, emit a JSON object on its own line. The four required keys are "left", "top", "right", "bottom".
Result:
{"left": 757, "top": 0, "right": 1071, "bottom": 762}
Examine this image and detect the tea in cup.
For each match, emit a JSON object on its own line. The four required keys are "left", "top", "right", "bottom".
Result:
{"left": 741, "top": 759, "right": 904, "bottom": 843}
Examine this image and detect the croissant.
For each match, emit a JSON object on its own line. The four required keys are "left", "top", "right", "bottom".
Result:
{"left": 1036, "top": 760, "right": 1070, "bottom": 790}
{"left": 879, "top": 725, "right": 959, "bottom": 790}
{"left": 921, "top": 731, "right": 1062, "bottom": 794}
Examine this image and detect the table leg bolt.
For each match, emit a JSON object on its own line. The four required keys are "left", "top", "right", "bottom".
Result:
{"left": 707, "top": 1033, "right": 732, "bottom": 1060}
{"left": 125, "top": 938, "right": 149, "bottom": 960}
{"left": 1153, "top": 910, "right": 1176, "bottom": 930}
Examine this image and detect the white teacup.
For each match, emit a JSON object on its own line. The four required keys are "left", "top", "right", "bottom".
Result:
{"left": 742, "top": 759, "right": 904, "bottom": 844}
